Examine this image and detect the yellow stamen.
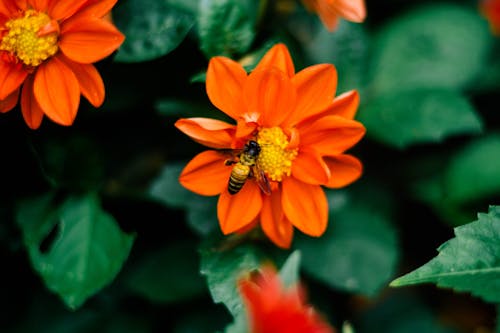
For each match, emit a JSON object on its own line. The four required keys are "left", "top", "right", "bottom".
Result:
{"left": 256, "top": 127, "right": 298, "bottom": 182}
{"left": 0, "top": 10, "right": 59, "bottom": 67}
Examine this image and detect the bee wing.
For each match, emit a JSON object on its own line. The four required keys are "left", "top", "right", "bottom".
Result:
{"left": 216, "top": 148, "right": 243, "bottom": 165}
{"left": 254, "top": 167, "right": 272, "bottom": 195}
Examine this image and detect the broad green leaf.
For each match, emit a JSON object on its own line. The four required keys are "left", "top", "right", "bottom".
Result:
{"left": 149, "top": 163, "right": 219, "bottom": 236}
{"left": 444, "top": 134, "right": 500, "bottom": 204}
{"left": 391, "top": 206, "right": 500, "bottom": 303}
{"left": 368, "top": 3, "right": 491, "bottom": 95}
{"left": 17, "top": 192, "right": 135, "bottom": 309}
{"left": 305, "top": 20, "right": 369, "bottom": 94}
{"left": 295, "top": 185, "right": 399, "bottom": 296}
{"left": 199, "top": 243, "right": 264, "bottom": 316}
{"left": 197, "top": 0, "right": 258, "bottom": 58}
{"left": 357, "top": 89, "right": 483, "bottom": 148}
{"left": 114, "top": 0, "right": 195, "bottom": 62}
{"left": 124, "top": 240, "right": 206, "bottom": 303}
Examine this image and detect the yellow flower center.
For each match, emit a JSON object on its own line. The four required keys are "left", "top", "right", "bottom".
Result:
{"left": 256, "top": 127, "right": 298, "bottom": 182}
{"left": 0, "top": 10, "right": 59, "bottom": 67}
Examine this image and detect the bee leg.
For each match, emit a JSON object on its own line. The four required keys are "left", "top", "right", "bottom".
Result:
{"left": 225, "top": 159, "right": 236, "bottom": 166}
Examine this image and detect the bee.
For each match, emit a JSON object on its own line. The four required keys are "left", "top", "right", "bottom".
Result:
{"left": 224, "top": 140, "right": 271, "bottom": 195}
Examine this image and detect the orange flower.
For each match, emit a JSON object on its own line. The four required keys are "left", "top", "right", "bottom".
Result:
{"left": 175, "top": 43, "right": 365, "bottom": 248}
{"left": 480, "top": 0, "right": 500, "bottom": 35}
{"left": 238, "top": 265, "right": 335, "bottom": 333}
{"left": 0, "top": 0, "right": 124, "bottom": 129}
{"left": 301, "top": 0, "right": 366, "bottom": 31}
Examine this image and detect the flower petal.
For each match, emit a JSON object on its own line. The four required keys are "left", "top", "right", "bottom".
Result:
{"left": 20, "top": 76, "right": 44, "bottom": 129}
{"left": 206, "top": 56, "right": 247, "bottom": 120}
{"left": 48, "top": 0, "right": 88, "bottom": 21}
{"left": 282, "top": 177, "right": 327, "bottom": 236}
{"left": 33, "top": 57, "right": 80, "bottom": 126}
{"left": 69, "top": 0, "right": 118, "bottom": 20}
{"left": 324, "top": 154, "right": 363, "bottom": 188}
{"left": 0, "top": 89, "right": 19, "bottom": 113}
{"left": 243, "top": 68, "right": 296, "bottom": 127}
{"left": 314, "top": 0, "right": 340, "bottom": 31}
{"left": 218, "top": 181, "right": 262, "bottom": 234}
{"left": 260, "top": 190, "right": 293, "bottom": 249}
{"left": 334, "top": 0, "right": 366, "bottom": 23}
{"left": 179, "top": 150, "right": 230, "bottom": 196}
{"left": 299, "top": 115, "right": 366, "bottom": 155}
{"left": 59, "top": 17, "right": 125, "bottom": 64}
{"left": 292, "top": 148, "right": 330, "bottom": 185}
{"left": 253, "top": 43, "right": 295, "bottom": 78}
{"left": 286, "top": 64, "right": 337, "bottom": 126}
{"left": 60, "top": 56, "right": 104, "bottom": 107}
{"left": 28, "top": 0, "right": 49, "bottom": 11}
{"left": 323, "top": 90, "right": 359, "bottom": 119}
{"left": 175, "top": 118, "right": 235, "bottom": 149}
{"left": 0, "top": 0, "right": 22, "bottom": 17}
{"left": 0, "top": 60, "right": 28, "bottom": 100}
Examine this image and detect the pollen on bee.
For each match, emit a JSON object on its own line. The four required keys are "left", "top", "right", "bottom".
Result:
{"left": 256, "top": 127, "right": 298, "bottom": 182}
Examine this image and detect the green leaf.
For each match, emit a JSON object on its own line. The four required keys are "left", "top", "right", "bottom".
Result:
{"left": 197, "top": 0, "right": 258, "bottom": 58}
{"left": 278, "top": 250, "right": 301, "bottom": 288}
{"left": 305, "top": 20, "right": 369, "bottom": 94}
{"left": 199, "top": 243, "right": 264, "bottom": 316}
{"left": 295, "top": 186, "right": 399, "bottom": 296}
{"left": 391, "top": 206, "right": 500, "bottom": 303}
{"left": 357, "top": 89, "right": 483, "bottom": 148}
{"left": 124, "top": 240, "right": 206, "bottom": 303}
{"left": 149, "top": 163, "right": 219, "bottom": 236}
{"left": 444, "top": 134, "right": 500, "bottom": 204}
{"left": 17, "top": 192, "right": 135, "bottom": 309}
{"left": 114, "top": 0, "right": 195, "bottom": 62}
{"left": 368, "top": 3, "right": 491, "bottom": 95}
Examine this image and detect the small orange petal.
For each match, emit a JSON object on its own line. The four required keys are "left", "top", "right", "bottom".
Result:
{"left": 253, "top": 43, "right": 295, "bottom": 78}
{"left": 218, "top": 181, "right": 262, "bottom": 234}
{"left": 260, "top": 191, "right": 293, "bottom": 249}
{"left": 59, "top": 17, "right": 125, "bottom": 64}
{"left": 175, "top": 118, "right": 235, "bottom": 149}
{"left": 206, "top": 56, "right": 247, "bottom": 120}
{"left": 179, "top": 150, "right": 230, "bottom": 196}
{"left": 292, "top": 148, "right": 330, "bottom": 185}
{"left": 20, "top": 75, "right": 44, "bottom": 129}
{"left": 286, "top": 64, "right": 337, "bottom": 126}
{"left": 0, "top": 60, "right": 28, "bottom": 100}
{"left": 0, "top": 89, "right": 19, "bottom": 113}
{"left": 33, "top": 57, "right": 80, "bottom": 126}
{"left": 334, "top": 0, "right": 366, "bottom": 23}
{"left": 324, "top": 154, "right": 363, "bottom": 188}
{"left": 60, "top": 56, "right": 104, "bottom": 107}
{"left": 48, "top": 0, "right": 89, "bottom": 21}
{"left": 243, "top": 68, "right": 296, "bottom": 127}
{"left": 282, "top": 178, "right": 327, "bottom": 236}
{"left": 0, "top": 0, "right": 20, "bottom": 17}
{"left": 299, "top": 115, "right": 366, "bottom": 155}
{"left": 314, "top": 0, "right": 340, "bottom": 31}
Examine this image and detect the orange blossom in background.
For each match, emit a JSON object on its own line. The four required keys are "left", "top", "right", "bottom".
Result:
{"left": 480, "top": 0, "right": 500, "bottom": 35}
{"left": 0, "top": 0, "right": 124, "bottom": 129}
{"left": 175, "top": 43, "right": 366, "bottom": 249}
{"left": 239, "top": 265, "right": 335, "bottom": 333}
{"left": 301, "top": 0, "right": 366, "bottom": 31}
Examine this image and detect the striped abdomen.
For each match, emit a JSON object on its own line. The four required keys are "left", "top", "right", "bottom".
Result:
{"left": 228, "top": 163, "right": 251, "bottom": 194}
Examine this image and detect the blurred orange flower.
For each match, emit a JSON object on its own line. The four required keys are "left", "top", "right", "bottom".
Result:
{"left": 301, "top": 0, "right": 366, "bottom": 31}
{"left": 0, "top": 0, "right": 124, "bottom": 129}
{"left": 175, "top": 43, "right": 365, "bottom": 248}
{"left": 238, "top": 265, "right": 335, "bottom": 333}
{"left": 480, "top": 0, "right": 500, "bottom": 35}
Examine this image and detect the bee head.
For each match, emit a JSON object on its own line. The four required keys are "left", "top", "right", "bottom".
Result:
{"left": 245, "top": 140, "right": 261, "bottom": 156}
